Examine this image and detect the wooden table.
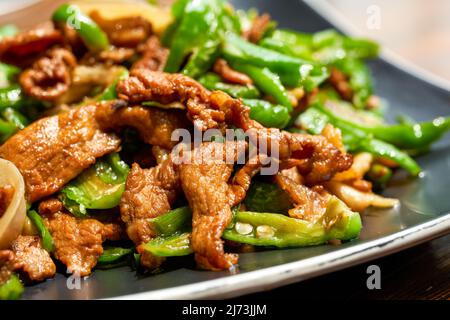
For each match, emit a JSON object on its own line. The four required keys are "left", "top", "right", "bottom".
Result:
{"left": 242, "top": 234, "right": 449, "bottom": 300}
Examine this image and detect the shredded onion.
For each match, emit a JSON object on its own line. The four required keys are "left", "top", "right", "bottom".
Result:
{"left": 0, "top": 159, "right": 26, "bottom": 249}
{"left": 324, "top": 181, "right": 398, "bottom": 212}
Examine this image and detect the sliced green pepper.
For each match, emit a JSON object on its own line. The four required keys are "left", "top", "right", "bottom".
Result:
{"left": 223, "top": 33, "right": 328, "bottom": 90}
{"left": 0, "top": 63, "right": 20, "bottom": 88}
{"left": 0, "top": 274, "right": 23, "bottom": 300}
{"left": 0, "top": 85, "right": 28, "bottom": 111}
{"left": 141, "top": 232, "right": 193, "bottom": 257}
{"left": 231, "top": 63, "right": 292, "bottom": 109}
{"left": 197, "top": 73, "right": 260, "bottom": 99}
{"left": 96, "top": 247, "right": 134, "bottom": 268}
{"left": 244, "top": 181, "right": 293, "bottom": 214}
{"left": 97, "top": 69, "right": 129, "bottom": 101}
{"left": 0, "top": 24, "right": 19, "bottom": 39}
{"left": 223, "top": 197, "right": 362, "bottom": 247}
{"left": 150, "top": 206, "right": 192, "bottom": 236}
{"left": 297, "top": 104, "right": 422, "bottom": 176}
{"left": 52, "top": 4, "right": 109, "bottom": 52}
{"left": 27, "top": 210, "right": 54, "bottom": 252}
{"left": 164, "top": 0, "right": 238, "bottom": 78}
{"left": 317, "top": 103, "right": 450, "bottom": 149}
{"left": 59, "top": 153, "right": 129, "bottom": 217}
{"left": 242, "top": 99, "right": 291, "bottom": 129}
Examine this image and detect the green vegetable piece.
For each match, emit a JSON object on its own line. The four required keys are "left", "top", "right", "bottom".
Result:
{"left": 0, "top": 274, "right": 23, "bottom": 300}
{"left": 141, "top": 232, "right": 193, "bottom": 257}
{"left": 1, "top": 107, "right": 28, "bottom": 130}
{"left": 151, "top": 206, "right": 192, "bottom": 236}
{"left": 223, "top": 197, "right": 362, "bottom": 247}
{"left": 164, "top": 0, "right": 238, "bottom": 78}
{"left": 333, "top": 58, "right": 373, "bottom": 108}
{"left": 97, "top": 69, "right": 129, "bottom": 101}
{"left": 231, "top": 63, "right": 292, "bottom": 109}
{"left": 98, "top": 247, "right": 133, "bottom": 265}
{"left": 52, "top": 4, "right": 109, "bottom": 52}
{"left": 244, "top": 181, "right": 293, "bottom": 214}
{"left": 0, "top": 63, "right": 20, "bottom": 88}
{"left": 59, "top": 153, "right": 129, "bottom": 217}
{"left": 0, "top": 85, "right": 28, "bottom": 112}
{"left": 297, "top": 104, "right": 422, "bottom": 176}
{"left": 242, "top": 99, "right": 291, "bottom": 129}
{"left": 27, "top": 210, "right": 54, "bottom": 252}
{"left": 223, "top": 33, "right": 328, "bottom": 89}
{"left": 197, "top": 73, "right": 260, "bottom": 99}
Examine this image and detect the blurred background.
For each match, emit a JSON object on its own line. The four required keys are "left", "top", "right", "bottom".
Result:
{"left": 0, "top": 0, "right": 449, "bottom": 86}
{"left": 308, "top": 0, "right": 450, "bottom": 87}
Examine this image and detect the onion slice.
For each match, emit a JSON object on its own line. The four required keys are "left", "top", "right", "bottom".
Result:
{"left": 0, "top": 159, "right": 26, "bottom": 249}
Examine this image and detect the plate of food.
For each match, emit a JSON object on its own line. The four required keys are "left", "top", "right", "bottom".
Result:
{"left": 0, "top": 0, "right": 449, "bottom": 300}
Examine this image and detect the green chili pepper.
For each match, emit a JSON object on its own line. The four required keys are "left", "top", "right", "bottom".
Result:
{"left": 197, "top": 73, "right": 260, "bottom": 99}
{"left": 0, "top": 63, "right": 20, "bottom": 88}
{"left": 223, "top": 33, "right": 328, "bottom": 90}
{"left": 150, "top": 206, "right": 192, "bottom": 236}
{"left": 244, "top": 181, "right": 293, "bottom": 214}
{"left": 0, "top": 85, "right": 28, "bottom": 111}
{"left": 59, "top": 153, "right": 129, "bottom": 217}
{"left": 333, "top": 58, "right": 373, "bottom": 108}
{"left": 317, "top": 103, "right": 450, "bottom": 149}
{"left": 0, "top": 118, "right": 16, "bottom": 142}
{"left": 97, "top": 69, "right": 129, "bottom": 101}
{"left": 0, "top": 274, "right": 23, "bottom": 300}
{"left": 141, "top": 232, "right": 193, "bottom": 257}
{"left": 27, "top": 210, "right": 54, "bottom": 252}
{"left": 297, "top": 104, "right": 421, "bottom": 175}
{"left": 52, "top": 4, "right": 109, "bottom": 52}
{"left": 224, "top": 197, "right": 361, "bottom": 247}
{"left": 231, "top": 63, "right": 292, "bottom": 109}
{"left": 164, "top": 0, "right": 239, "bottom": 78}
{"left": 242, "top": 99, "right": 291, "bottom": 129}
{"left": 259, "top": 29, "right": 313, "bottom": 60}
{"left": 96, "top": 247, "right": 133, "bottom": 269}
{"left": 1, "top": 108, "right": 28, "bottom": 130}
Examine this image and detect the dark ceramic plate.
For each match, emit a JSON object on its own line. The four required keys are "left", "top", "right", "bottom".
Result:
{"left": 7, "top": 0, "right": 450, "bottom": 299}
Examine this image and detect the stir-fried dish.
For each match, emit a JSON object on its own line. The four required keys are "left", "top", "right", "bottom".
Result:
{"left": 0, "top": 0, "right": 449, "bottom": 299}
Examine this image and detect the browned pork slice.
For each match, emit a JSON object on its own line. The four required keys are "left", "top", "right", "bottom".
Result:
{"left": 179, "top": 142, "right": 250, "bottom": 270}
{"left": 120, "top": 156, "right": 180, "bottom": 269}
{"left": 10, "top": 235, "right": 56, "bottom": 281}
{"left": 38, "top": 199, "right": 121, "bottom": 277}
{"left": 0, "top": 104, "right": 121, "bottom": 203}
{"left": 213, "top": 59, "right": 252, "bottom": 85}
{"left": 95, "top": 102, "right": 190, "bottom": 150}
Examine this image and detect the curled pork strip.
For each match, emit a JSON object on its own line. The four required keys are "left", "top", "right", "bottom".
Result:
{"left": 0, "top": 22, "right": 63, "bottom": 67}
{"left": 120, "top": 156, "right": 180, "bottom": 269}
{"left": 0, "top": 103, "right": 121, "bottom": 203}
{"left": 38, "top": 199, "right": 119, "bottom": 277}
{"left": 132, "top": 36, "right": 169, "bottom": 72}
{"left": 213, "top": 59, "right": 252, "bottom": 85}
{"left": 81, "top": 47, "right": 135, "bottom": 66}
{"left": 19, "top": 47, "right": 77, "bottom": 101}
{"left": 95, "top": 102, "right": 190, "bottom": 150}
{"left": 90, "top": 11, "right": 153, "bottom": 48}
{"left": 242, "top": 13, "right": 272, "bottom": 43}
{"left": 180, "top": 141, "right": 264, "bottom": 270}
{"left": 0, "top": 185, "right": 14, "bottom": 218}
